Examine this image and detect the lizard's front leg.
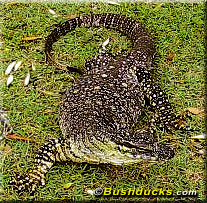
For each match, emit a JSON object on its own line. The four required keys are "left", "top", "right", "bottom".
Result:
{"left": 136, "top": 67, "right": 181, "bottom": 130}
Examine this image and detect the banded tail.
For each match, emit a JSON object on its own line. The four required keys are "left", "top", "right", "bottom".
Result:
{"left": 45, "top": 13, "right": 155, "bottom": 67}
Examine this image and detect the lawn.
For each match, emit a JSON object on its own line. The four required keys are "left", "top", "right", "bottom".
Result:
{"left": 0, "top": 1, "right": 205, "bottom": 201}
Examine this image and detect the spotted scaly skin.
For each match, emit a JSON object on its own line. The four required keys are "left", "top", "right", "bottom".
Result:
{"left": 10, "top": 14, "right": 180, "bottom": 193}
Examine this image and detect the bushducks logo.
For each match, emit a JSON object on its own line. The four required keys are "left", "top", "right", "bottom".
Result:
{"left": 93, "top": 187, "right": 197, "bottom": 197}
{"left": 94, "top": 188, "right": 173, "bottom": 197}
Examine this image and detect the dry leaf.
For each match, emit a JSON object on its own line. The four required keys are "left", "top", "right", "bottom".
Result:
{"left": 7, "top": 134, "right": 36, "bottom": 143}
{"left": 62, "top": 183, "right": 73, "bottom": 189}
{"left": 22, "top": 36, "right": 42, "bottom": 41}
{"left": 0, "top": 144, "right": 12, "bottom": 156}
{"left": 187, "top": 107, "right": 205, "bottom": 116}
{"left": 191, "top": 134, "right": 207, "bottom": 139}
{"left": 39, "top": 90, "right": 58, "bottom": 96}
{"left": 167, "top": 51, "right": 175, "bottom": 60}
{"left": 189, "top": 172, "right": 203, "bottom": 183}
{"left": 66, "top": 14, "right": 77, "bottom": 19}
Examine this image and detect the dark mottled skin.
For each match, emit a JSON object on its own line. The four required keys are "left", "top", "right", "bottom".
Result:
{"left": 10, "top": 14, "right": 180, "bottom": 193}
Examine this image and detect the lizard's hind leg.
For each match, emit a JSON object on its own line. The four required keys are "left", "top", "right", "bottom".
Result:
{"left": 9, "top": 138, "right": 68, "bottom": 193}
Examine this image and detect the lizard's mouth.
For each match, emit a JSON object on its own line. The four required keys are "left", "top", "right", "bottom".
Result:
{"left": 67, "top": 137, "right": 174, "bottom": 166}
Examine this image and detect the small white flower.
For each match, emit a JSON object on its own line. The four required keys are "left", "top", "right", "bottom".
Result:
{"left": 14, "top": 61, "right": 22, "bottom": 71}
{"left": 24, "top": 72, "right": 30, "bottom": 86}
{"left": 6, "top": 75, "right": 14, "bottom": 86}
{"left": 49, "top": 9, "right": 56, "bottom": 15}
{"left": 102, "top": 38, "right": 110, "bottom": 49}
{"left": 5, "top": 61, "right": 16, "bottom": 75}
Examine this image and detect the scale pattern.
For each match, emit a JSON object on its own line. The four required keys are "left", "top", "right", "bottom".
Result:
{"left": 10, "top": 14, "right": 180, "bottom": 193}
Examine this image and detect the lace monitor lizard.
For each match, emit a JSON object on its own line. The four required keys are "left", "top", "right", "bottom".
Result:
{"left": 10, "top": 13, "right": 181, "bottom": 193}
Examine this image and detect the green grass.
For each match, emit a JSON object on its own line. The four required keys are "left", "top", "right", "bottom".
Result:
{"left": 0, "top": 1, "right": 205, "bottom": 201}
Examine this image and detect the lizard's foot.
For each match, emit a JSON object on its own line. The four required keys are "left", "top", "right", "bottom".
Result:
{"left": 153, "top": 143, "right": 175, "bottom": 160}
{"left": 9, "top": 170, "right": 46, "bottom": 193}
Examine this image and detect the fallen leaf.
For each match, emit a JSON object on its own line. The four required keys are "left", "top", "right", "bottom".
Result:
{"left": 87, "top": 189, "right": 94, "bottom": 195}
{"left": 49, "top": 9, "right": 56, "bottom": 15}
{"left": 167, "top": 51, "right": 175, "bottom": 60}
{"left": 6, "top": 75, "right": 14, "bottom": 86}
{"left": 6, "top": 134, "right": 36, "bottom": 143}
{"left": 187, "top": 107, "right": 205, "bottom": 116}
{"left": 102, "top": 38, "right": 110, "bottom": 49}
{"left": 5, "top": 61, "right": 16, "bottom": 75}
{"left": 32, "top": 62, "right": 36, "bottom": 71}
{"left": 191, "top": 134, "right": 207, "bottom": 139}
{"left": 0, "top": 186, "right": 4, "bottom": 194}
{"left": 44, "top": 109, "right": 57, "bottom": 114}
{"left": 107, "top": 1, "right": 120, "bottom": 5}
{"left": 24, "top": 72, "right": 30, "bottom": 86}
{"left": 198, "top": 149, "right": 205, "bottom": 155}
{"left": 1, "top": 58, "right": 10, "bottom": 62}
{"left": 189, "top": 172, "right": 203, "bottom": 183}
{"left": 21, "top": 36, "right": 42, "bottom": 41}
{"left": 62, "top": 183, "right": 73, "bottom": 189}
{"left": 66, "top": 14, "right": 77, "bottom": 19}
{"left": 14, "top": 61, "right": 22, "bottom": 71}
{"left": 39, "top": 90, "right": 58, "bottom": 96}
{"left": 0, "top": 144, "right": 12, "bottom": 156}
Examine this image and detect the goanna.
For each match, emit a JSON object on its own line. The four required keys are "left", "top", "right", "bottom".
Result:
{"left": 10, "top": 13, "right": 181, "bottom": 193}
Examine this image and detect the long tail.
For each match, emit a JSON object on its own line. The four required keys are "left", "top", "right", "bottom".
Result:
{"left": 45, "top": 13, "right": 155, "bottom": 67}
